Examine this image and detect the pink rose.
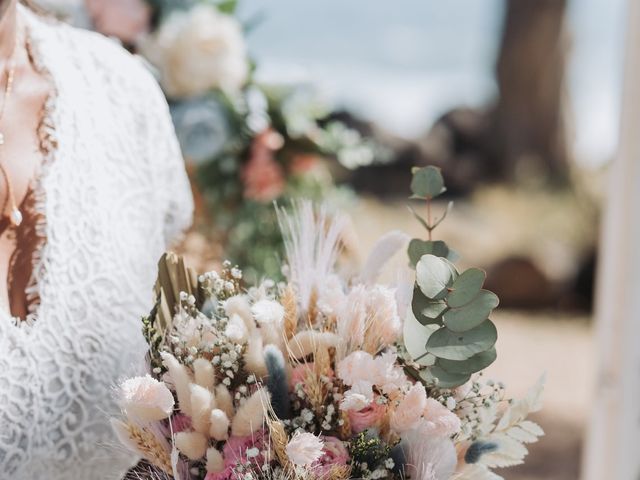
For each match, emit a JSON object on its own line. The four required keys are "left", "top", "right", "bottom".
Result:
{"left": 348, "top": 398, "right": 387, "bottom": 434}
{"left": 85, "top": 0, "right": 151, "bottom": 44}
{"left": 241, "top": 129, "right": 285, "bottom": 203}
{"left": 313, "top": 436, "right": 350, "bottom": 476}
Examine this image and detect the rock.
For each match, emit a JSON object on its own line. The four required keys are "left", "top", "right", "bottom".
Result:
{"left": 485, "top": 256, "right": 557, "bottom": 309}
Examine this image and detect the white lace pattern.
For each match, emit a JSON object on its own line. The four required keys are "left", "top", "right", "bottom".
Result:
{"left": 0, "top": 7, "right": 193, "bottom": 479}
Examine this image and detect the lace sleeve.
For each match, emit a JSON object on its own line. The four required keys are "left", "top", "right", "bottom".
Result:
{"left": 141, "top": 68, "right": 194, "bottom": 245}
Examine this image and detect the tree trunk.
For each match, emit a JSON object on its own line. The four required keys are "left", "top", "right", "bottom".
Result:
{"left": 488, "top": 0, "right": 570, "bottom": 184}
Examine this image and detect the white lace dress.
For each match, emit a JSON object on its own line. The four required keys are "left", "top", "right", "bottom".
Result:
{"left": 0, "top": 7, "right": 193, "bottom": 479}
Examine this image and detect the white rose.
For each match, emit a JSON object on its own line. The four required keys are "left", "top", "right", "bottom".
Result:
{"left": 143, "top": 4, "right": 248, "bottom": 97}
{"left": 120, "top": 375, "right": 175, "bottom": 422}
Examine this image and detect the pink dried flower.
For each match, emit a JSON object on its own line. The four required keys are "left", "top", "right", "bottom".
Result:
{"left": 286, "top": 432, "right": 324, "bottom": 466}
{"left": 348, "top": 397, "right": 387, "bottom": 434}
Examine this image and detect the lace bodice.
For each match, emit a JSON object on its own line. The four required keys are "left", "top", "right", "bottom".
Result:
{"left": 0, "top": 7, "right": 193, "bottom": 479}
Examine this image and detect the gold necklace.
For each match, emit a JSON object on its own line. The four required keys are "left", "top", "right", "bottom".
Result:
{"left": 0, "top": 28, "right": 22, "bottom": 227}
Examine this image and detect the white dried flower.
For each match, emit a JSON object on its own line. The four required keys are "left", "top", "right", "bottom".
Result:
{"left": 285, "top": 432, "right": 324, "bottom": 466}
{"left": 119, "top": 375, "right": 175, "bottom": 422}
{"left": 251, "top": 299, "right": 285, "bottom": 325}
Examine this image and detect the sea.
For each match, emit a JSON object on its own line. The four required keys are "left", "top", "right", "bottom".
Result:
{"left": 240, "top": 0, "right": 627, "bottom": 167}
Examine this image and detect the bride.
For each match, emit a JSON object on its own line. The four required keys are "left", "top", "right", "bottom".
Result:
{"left": 0, "top": 0, "right": 193, "bottom": 478}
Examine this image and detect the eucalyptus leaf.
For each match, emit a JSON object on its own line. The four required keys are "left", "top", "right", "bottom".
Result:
{"left": 443, "top": 290, "right": 499, "bottom": 332}
{"left": 416, "top": 254, "right": 452, "bottom": 299}
{"left": 408, "top": 239, "right": 450, "bottom": 266}
{"left": 447, "top": 268, "right": 486, "bottom": 308}
{"left": 422, "top": 301, "right": 448, "bottom": 320}
{"left": 412, "top": 288, "right": 446, "bottom": 325}
{"left": 420, "top": 365, "right": 471, "bottom": 388}
{"left": 437, "top": 347, "right": 497, "bottom": 375}
{"left": 410, "top": 166, "right": 446, "bottom": 199}
{"left": 403, "top": 311, "right": 439, "bottom": 364}
{"left": 426, "top": 320, "right": 498, "bottom": 361}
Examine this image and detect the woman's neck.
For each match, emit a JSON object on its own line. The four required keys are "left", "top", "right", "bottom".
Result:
{"left": 0, "top": 0, "right": 18, "bottom": 62}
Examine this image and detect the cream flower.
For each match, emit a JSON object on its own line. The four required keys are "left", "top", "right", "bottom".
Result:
{"left": 120, "top": 375, "right": 175, "bottom": 423}
{"left": 142, "top": 4, "right": 248, "bottom": 97}
{"left": 285, "top": 432, "right": 324, "bottom": 466}
{"left": 340, "top": 381, "right": 374, "bottom": 411}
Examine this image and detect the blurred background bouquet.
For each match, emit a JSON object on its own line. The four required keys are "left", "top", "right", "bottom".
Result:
{"left": 82, "top": 0, "right": 383, "bottom": 281}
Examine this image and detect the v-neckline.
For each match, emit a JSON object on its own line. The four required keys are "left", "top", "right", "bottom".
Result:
{"left": 0, "top": 6, "right": 59, "bottom": 327}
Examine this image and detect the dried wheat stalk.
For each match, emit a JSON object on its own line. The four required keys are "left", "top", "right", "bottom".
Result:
{"left": 125, "top": 423, "right": 173, "bottom": 474}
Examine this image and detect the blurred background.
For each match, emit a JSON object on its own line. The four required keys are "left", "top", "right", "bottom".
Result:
{"left": 35, "top": 0, "right": 628, "bottom": 478}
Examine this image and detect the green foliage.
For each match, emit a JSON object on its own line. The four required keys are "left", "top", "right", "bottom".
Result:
{"left": 410, "top": 166, "right": 446, "bottom": 199}
{"left": 407, "top": 239, "right": 450, "bottom": 266}
{"left": 403, "top": 167, "right": 500, "bottom": 388}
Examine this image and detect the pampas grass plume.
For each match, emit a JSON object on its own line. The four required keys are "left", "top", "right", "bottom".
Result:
{"left": 161, "top": 352, "right": 193, "bottom": 416}
{"left": 206, "top": 447, "right": 225, "bottom": 473}
{"left": 231, "top": 387, "right": 270, "bottom": 436}
{"left": 245, "top": 332, "right": 269, "bottom": 378}
{"left": 175, "top": 431, "right": 208, "bottom": 460}
{"left": 215, "top": 384, "right": 235, "bottom": 419}
{"left": 189, "top": 383, "right": 213, "bottom": 434}
{"left": 193, "top": 358, "right": 216, "bottom": 391}
{"left": 209, "top": 409, "right": 230, "bottom": 441}
{"left": 288, "top": 330, "right": 339, "bottom": 359}
{"left": 264, "top": 344, "right": 291, "bottom": 419}
{"left": 224, "top": 295, "right": 256, "bottom": 333}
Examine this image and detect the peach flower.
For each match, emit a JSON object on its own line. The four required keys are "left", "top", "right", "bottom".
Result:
{"left": 286, "top": 432, "right": 324, "bottom": 466}
{"left": 337, "top": 350, "right": 409, "bottom": 396}
{"left": 241, "top": 130, "right": 286, "bottom": 202}
{"left": 390, "top": 383, "right": 427, "bottom": 433}
{"left": 419, "top": 398, "right": 461, "bottom": 437}
{"left": 348, "top": 398, "right": 387, "bottom": 434}
{"left": 120, "top": 375, "right": 175, "bottom": 423}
